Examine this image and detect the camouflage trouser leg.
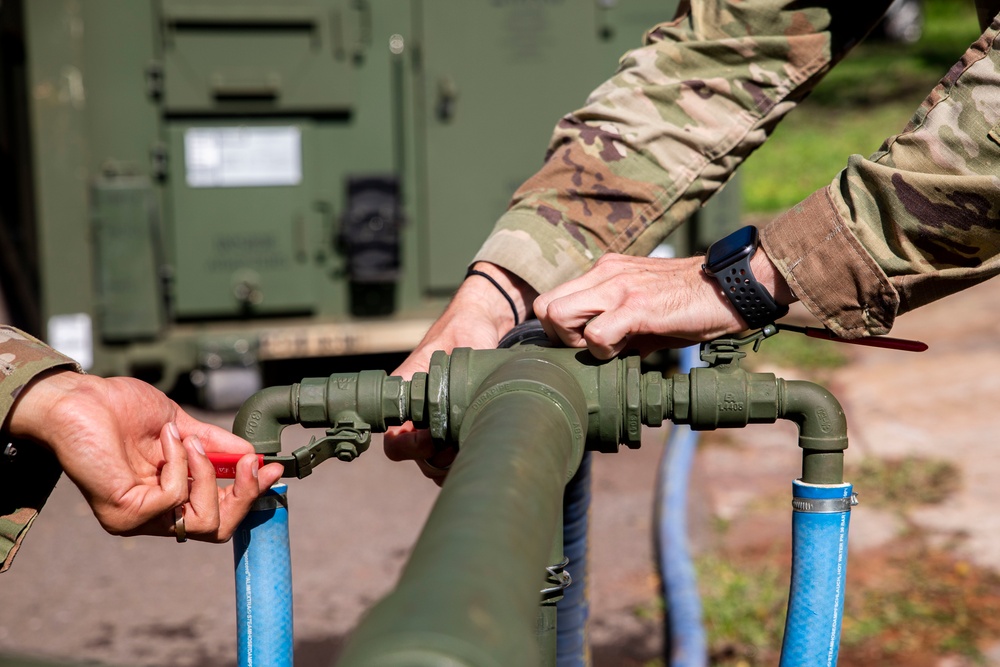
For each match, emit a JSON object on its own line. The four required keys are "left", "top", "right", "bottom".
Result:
{"left": 477, "top": 0, "right": 896, "bottom": 293}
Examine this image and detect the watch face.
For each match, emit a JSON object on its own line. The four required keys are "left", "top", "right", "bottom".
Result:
{"left": 706, "top": 225, "right": 758, "bottom": 271}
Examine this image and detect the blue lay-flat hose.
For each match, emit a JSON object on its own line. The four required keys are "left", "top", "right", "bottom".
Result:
{"left": 557, "top": 450, "right": 592, "bottom": 667}
{"left": 233, "top": 483, "right": 293, "bottom": 667}
{"left": 657, "top": 345, "right": 708, "bottom": 667}
{"left": 779, "top": 480, "right": 852, "bottom": 667}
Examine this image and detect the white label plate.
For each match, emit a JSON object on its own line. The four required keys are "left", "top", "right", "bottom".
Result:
{"left": 47, "top": 313, "right": 93, "bottom": 371}
{"left": 184, "top": 126, "right": 302, "bottom": 188}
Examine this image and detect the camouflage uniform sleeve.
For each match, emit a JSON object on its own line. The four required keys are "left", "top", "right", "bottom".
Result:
{"left": 0, "top": 326, "right": 81, "bottom": 573}
{"left": 473, "top": 0, "right": 896, "bottom": 294}
{"left": 763, "top": 10, "right": 1000, "bottom": 337}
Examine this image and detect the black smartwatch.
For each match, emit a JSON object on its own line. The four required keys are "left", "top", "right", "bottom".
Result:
{"left": 702, "top": 225, "right": 788, "bottom": 329}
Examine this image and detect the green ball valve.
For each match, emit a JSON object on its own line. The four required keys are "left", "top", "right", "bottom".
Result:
{"left": 233, "top": 329, "right": 848, "bottom": 484}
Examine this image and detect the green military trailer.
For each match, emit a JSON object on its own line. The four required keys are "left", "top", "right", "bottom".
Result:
{"left": 0, "top": 0, "right": 736, "bottom": 408}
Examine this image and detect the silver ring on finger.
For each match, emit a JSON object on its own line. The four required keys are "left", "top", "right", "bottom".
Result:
{"left": 422, "top": 457, "right": 451, "bottom": 473}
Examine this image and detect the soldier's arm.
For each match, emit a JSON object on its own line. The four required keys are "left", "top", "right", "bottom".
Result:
{"left": 472, "top": 0, "right": 895, "bottom": 296}
{"left": 0, "top": 326, "right": 80, "bottom": 572}
{"left": 763, "top": 17, "right": 1000, "bottom": 338}
{"left": 0, "top": 325, "right": 284, "bottom": 570}
{"left": 385, "top": 1, "right": 891, "bottom": 475}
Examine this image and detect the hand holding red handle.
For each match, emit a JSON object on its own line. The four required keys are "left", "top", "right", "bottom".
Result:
{"left": 205, "top": 452, "right": 265, "bottom": 479}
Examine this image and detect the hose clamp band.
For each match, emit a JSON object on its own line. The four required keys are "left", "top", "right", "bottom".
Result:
{"left": 251, "top": 492, "right": 289, "bottom": 512}
{"left": 791, "top": 496, "right": 854, "bottom": 513}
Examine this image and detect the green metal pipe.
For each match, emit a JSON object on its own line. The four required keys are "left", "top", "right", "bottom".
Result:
{"left": 649, "top": 362, "right": 848, "bottom": 485}
{"left": 798, "top": 450, "right": 845, "bottom": 485}
{"left": 336, "top": 367, "right": 587, "bottom": 667}
{"left": 232, "top": 385, "right": 299, "bottom": 454}
{"left": 297, "top": 371, "right": 410, "bottom": 431}
{"left": 780, "top": 380, "right": 848, "bottom": 485}
{"left": 226, "top": 339, "right": 852, "bottom": 664}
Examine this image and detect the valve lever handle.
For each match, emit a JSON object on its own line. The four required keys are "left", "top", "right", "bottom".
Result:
{"left": 202, "top": 453, "right": 263, "bottom": 479}
{"left": 778, "top": 324, "right": 928, "bottom": 352}
{"left": 205, "top": 453, "right": 299, "bottom": 479}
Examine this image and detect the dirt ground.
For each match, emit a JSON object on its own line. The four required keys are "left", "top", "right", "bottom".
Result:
{"left": 1, "top": 279, "right": 999, "bottom": 666}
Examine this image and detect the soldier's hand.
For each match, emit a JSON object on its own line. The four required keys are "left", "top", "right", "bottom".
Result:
{"left": 385, "top": 263, "right": 537, "bottom": 484}
{"left": 534, "top": 253, "right": 793, "bottom": 359}
{"left": 7, "top": 370, "right": 283, "bottom": 540}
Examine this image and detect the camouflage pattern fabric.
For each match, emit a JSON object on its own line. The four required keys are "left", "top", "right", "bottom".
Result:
{"left": 474, "top": 1, "right": 1000, "bottom": 338}
{"left": 765, "top": 8, "right": 1000, "bottom": 336}
{"left": 0, "top": 326, "right": 81, "bottom": 573}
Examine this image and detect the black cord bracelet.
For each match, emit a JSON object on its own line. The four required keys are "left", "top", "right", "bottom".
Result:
{"left": 465, "top": 268, "right": 520, "bottom": 326}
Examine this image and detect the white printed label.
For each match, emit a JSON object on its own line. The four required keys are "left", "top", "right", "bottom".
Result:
{"left": 47, "top": 313, "right": 93, "bottom": 371}
{"left": 184, "top": 127, "right": 302, "bottom": 188}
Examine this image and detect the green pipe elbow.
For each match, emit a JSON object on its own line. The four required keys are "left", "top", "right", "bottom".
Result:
{"left": 780, "top": 380, "right": 848, "bottom": 451}
{"left": 780, "top": 380, "right": 849, "bottom": 485}
{"left": 232, "top": 385, "right": 299, "bottom": 454}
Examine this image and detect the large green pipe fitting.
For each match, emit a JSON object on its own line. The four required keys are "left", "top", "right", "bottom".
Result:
{"left": 421, "top": 347, "right": 644, "bottom": 453}
{"left": 232, "top": 370, "right": 413, "bottom": 454}
{"left": 234, "top": 343, "right": 849, "bottom": 478}
{"left": 337, "top": 356, "right": 589, "bottom": 667}
{"left": 647, "top": 364, "right": 848, "bottom": 484}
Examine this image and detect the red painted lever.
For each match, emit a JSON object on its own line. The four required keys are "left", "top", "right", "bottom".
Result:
{"left": 780, "top": 324, "right": 928, "bottom": 352}
{"left": 205, "top": 452, "right": 265, "bottom": 479}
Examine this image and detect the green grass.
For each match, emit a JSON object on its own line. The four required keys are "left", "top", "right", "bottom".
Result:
{"left": 697, "top": 553, "right": 789, "bottom": 665}
{"left": 750, "top": 330, "right": 849, "bottom": 371}
{"left": 741, "top": 0, "right": 983, "bottom": 214}
{"left": 839, "top": 541, "right": 1000, "bottom": 662}
{"left": 848, "top": 456, "right": 961, "bottom": 509}
{"left": 693, "top": 539, "right": 1000, "bottom": 666}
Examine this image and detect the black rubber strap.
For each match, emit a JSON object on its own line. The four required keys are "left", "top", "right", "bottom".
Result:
{"left": 715, "top": 255, "right": 788, "bottom": 329}
{"left": 465, "top": 267, "right": 520, "bottom": 326}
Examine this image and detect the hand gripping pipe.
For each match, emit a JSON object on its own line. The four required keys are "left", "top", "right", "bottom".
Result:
{"left": 229, "top": 337, "right": 851, "bottom": 666}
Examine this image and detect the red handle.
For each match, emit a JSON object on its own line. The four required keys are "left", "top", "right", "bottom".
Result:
{"left": 802, "top": 327, "right": 928, "bottom": 352}
{"left": 205, "top": 452, "right": 264, "bottom": 479}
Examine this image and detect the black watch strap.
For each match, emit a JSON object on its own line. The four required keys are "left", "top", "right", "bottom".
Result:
{"left": 710, "top": 255, "right": 789, "bottom": 329}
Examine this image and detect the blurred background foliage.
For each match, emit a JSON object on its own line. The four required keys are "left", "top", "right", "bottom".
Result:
{"left": 740, "top": 0, "right": 983, "bottom": 214}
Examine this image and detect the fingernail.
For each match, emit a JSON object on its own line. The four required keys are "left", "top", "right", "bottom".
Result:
{"left": 251, "top": 457, "right": 259, "bottom": 479}
{"left": 168, "top": 422, "right": 180, "bottom": 441}
{"left": 189, "top": 435, "right": 205, "bottom": 455}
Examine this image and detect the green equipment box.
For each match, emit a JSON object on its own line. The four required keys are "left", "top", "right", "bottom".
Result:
{"left": 0, "top": 0, "right": 737, "bottom": 407}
